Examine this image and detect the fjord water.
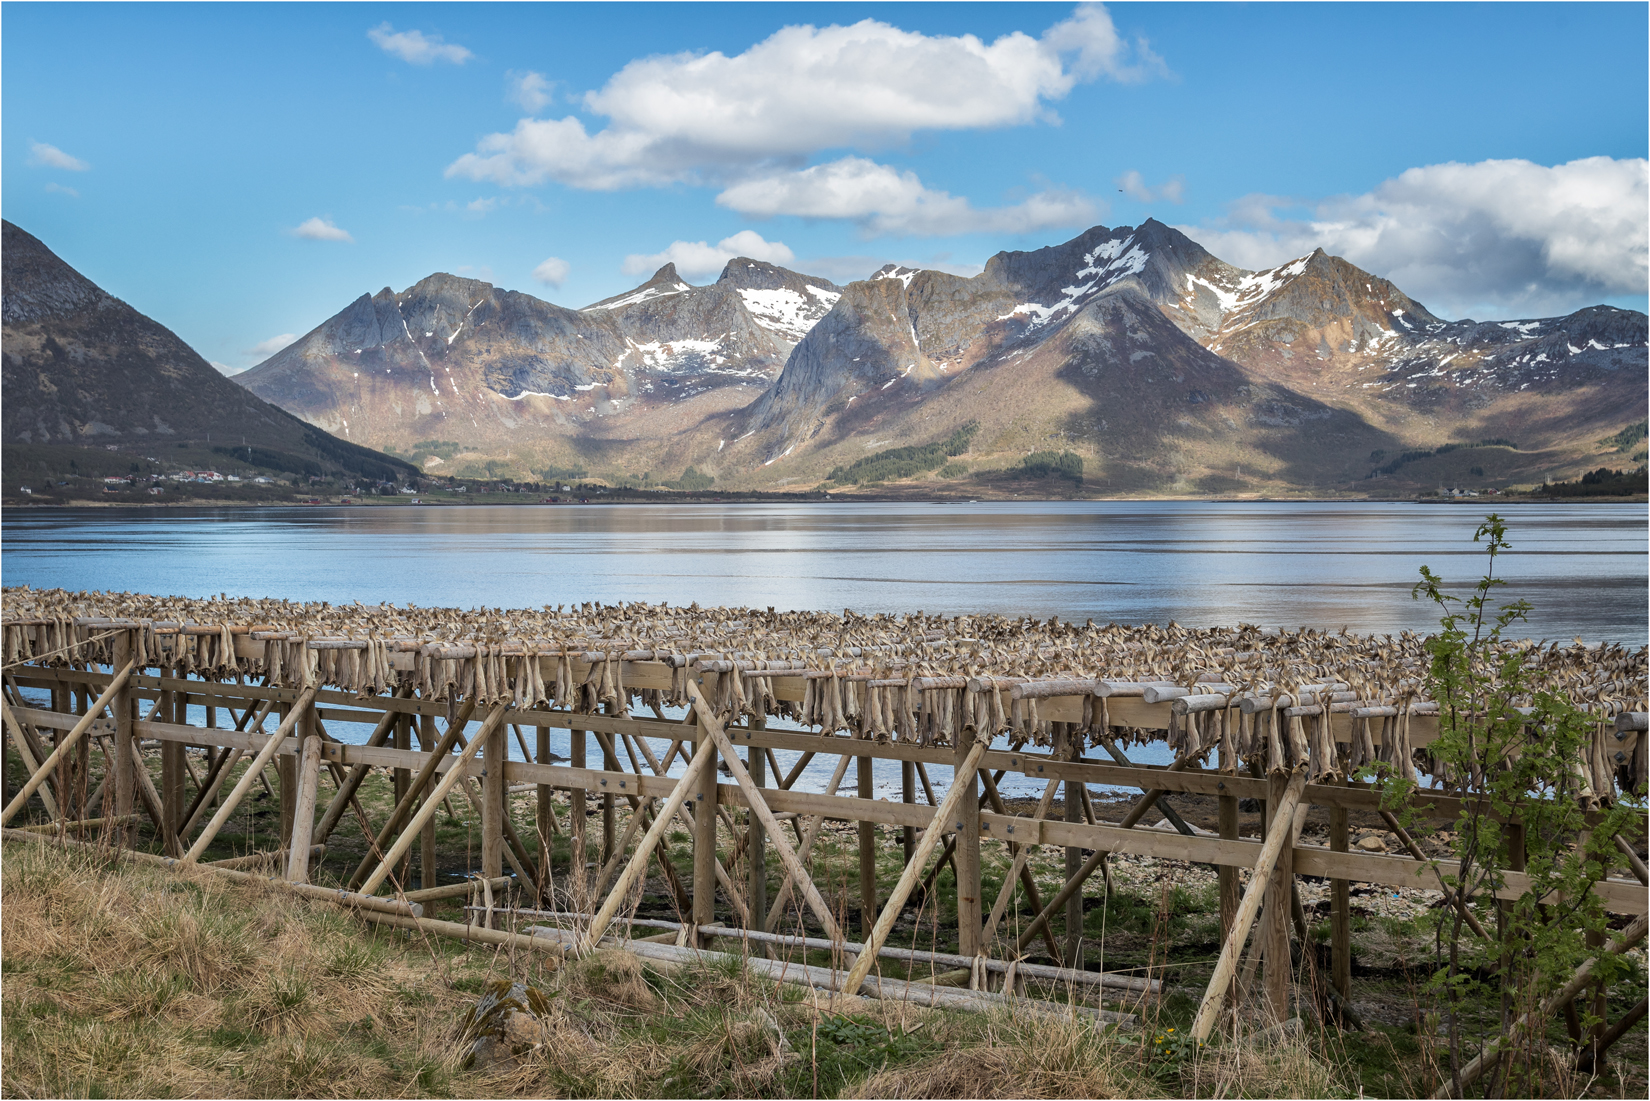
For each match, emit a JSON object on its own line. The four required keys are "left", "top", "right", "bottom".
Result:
{"left": 2, "top": 501, "right": 1643, "bottom": 644}
{"left": 4, "top": 501, "right": 1642, "bottom": 799}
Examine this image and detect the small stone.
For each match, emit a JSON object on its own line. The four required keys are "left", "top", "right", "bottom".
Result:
{"left": 1356, "top": 835, "right": 1387, "bottom": 853}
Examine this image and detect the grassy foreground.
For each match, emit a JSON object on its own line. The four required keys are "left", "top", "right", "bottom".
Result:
{"left": 1, "top": 839, "right": 1363, "bottom": 1100}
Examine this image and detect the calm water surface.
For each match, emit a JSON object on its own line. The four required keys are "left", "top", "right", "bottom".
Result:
{"left": 1, "top": 500, "right": 1643, "bottom": 643}
{"left": 4, "top": 501, "right": 1643, "bottom": 800}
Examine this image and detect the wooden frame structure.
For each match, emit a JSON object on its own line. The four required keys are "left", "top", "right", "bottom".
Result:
{"left": 2, "top": 590, "right": 1646, "bottom": 1039}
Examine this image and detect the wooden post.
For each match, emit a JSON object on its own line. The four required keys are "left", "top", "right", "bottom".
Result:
{"left": 418, "top": 711, "right": 437, "bottom": 890}
{"left": 748, "top": 734, "right": 768, "bottom": 926}
{"left": 1064, "top": 774, "right": 1083, "bottom": 965}
{"left": 955, "top": 736, "right": 984, "bottom": 958}
{"left": 160, "top": 671, "right": 185, "bottom": 856}
{"left": 858, "top": 753, "right": 877, "bottom": 938}
{"left": 183, "top": 688, "right": 316, "bottom": 863}
{"left": 1262, "top": 769, "right": 1299, "bottom": 1024}
{"left": 112, "top": 634, "right": 136, "bottom": 845}
{"left": 602, "top": 717, "right": 618, "bottom": 865}
{"left": 901, "top": 759, "right": 916, "bottom": 864}
{"left": 536, "top": 719, "right": 553, "bottom": 898}
{"left": 842, "top": 736, "right": 989, "bottom": 996}
{"left": 692, "top": 705, "right": 719, "bottom": 938}
{"left": 1329, "top": 800, "right": 1351, "bottom": 1009}
{"left": 481, "top": 706, "right": 507, "bottom": 882}
{"left": 52, "top": 684, "right": 73, "bottom": 821}
{"left": 276, "top": 702, "right": 297, "bottom": 849}
{"left": 285, "top": 735, "right": 323, "bottom": 883}
{"left": 570, "top": 727, "right": 587, "bottom": 888}
{"left": 392, "top": 713, "right": 411, "bottom": 882}
{"left": 1190, "top": 769, "right": 1307, "bottom": 1042}
{"left": 1218, "top": 747, "right": 1240, "bottom": 946}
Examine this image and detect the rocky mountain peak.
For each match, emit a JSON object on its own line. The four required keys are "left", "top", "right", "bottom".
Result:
{"left": 2, "top": 220, "right": 114, "bottom": 324}
{"left": 582, "top": 262, "right": 695, "bottom": 312}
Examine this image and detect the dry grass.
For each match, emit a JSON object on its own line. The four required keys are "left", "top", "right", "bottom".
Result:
{"left": 0, "top": 838, "right": 531, "bottom": 1098}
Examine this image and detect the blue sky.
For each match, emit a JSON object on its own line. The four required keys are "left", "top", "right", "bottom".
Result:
{"left": 5, "top": 2, "right": 1646, "bottom": 372}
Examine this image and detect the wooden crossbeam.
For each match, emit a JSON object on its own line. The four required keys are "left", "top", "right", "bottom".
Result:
{"left": 180, "top": 687, "right": 315, "bottom": 862}
{"left": 686, "top": 680, "right": 843, "bottom": 944}
{"left": 1, "top": 661, "right": 135, "bottom": 828}
{"left": 359, "top": 703, "right": 506, "bottom": 897}
{"left": 842, "top": 735, "right": 989, "bottom": 996}
{"left": 1191, "top": 769, "right": 1308, "bottom": 1042}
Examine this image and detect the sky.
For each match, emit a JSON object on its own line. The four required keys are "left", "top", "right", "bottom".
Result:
{"left": 4, "top": 2, "right": 1646, "bottom": 374}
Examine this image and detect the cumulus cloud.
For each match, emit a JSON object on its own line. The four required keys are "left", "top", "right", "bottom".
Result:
{"left": 289, "top": 217, "right": 354, "bottom": 242}
{"left": 532, "top": 256, "right": 571, "bottom": 287}
{"left": 247, "top": 334, "right": 297, "bottom": 359}
{"left": 447, "top": 4, "right": 1161, "bottom": 191}
{"left": 718, "top": 156, "right": 1098, "bottom": 237}
{"left": 28, "top": 141, "right": 89, "bottom": 171}
{"left": 369, "top": 24, "right": 473, "bottom": 65}
{"left": 508, "top": 70, "right": 553, "bottom": 112}
{"left": 1116, "top": 170, "right": 1184, "bottom": 204}
{"left": 1181, "top": 157, "right": 1648, "bottom": 318}
{"left": 210, "top": 361, "right": 249, "bottom": 376}
{"left": 621, "top": 230, "right": 795, "bottom": 278}
{"left": 44, "top": 183, "right": 79, "bottom": 197}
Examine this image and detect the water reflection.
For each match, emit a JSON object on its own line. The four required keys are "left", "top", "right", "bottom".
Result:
{"left": 1, "top": 501, "right": 1643, "bottom": 644}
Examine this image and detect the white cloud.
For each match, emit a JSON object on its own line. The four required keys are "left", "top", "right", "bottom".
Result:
{"left": 247, "top": 334, "right": 297, "bottom": 359}
{"left": 532, "top": 256, "right": 571, "bottom": 287}
{"left": 289, "top": 217, "right": 354, "bottom": 242}
{"left": 44, "top": 182, "right": 79, "bottom": 197}
{"left": 621, "top": 231, "right": 795, "bottom": 279}
{"left": 1116, "top": 170, "right": 1184, "bottom": 204}
{"left": 210, "top": 360, "right": 248, "bottom": 376}
{"left": 28, "top": 141, "right": 89, "bottom": 171}
{"left": 508, "top": 70, "right": 553, "bottom": 112}
{"left": 368, "top": 24, "right": 473, "bottom": 65}
{"left": 718, "top": 156, "right": 1098, "bottom": 237}
{"left": 466, "top": 197, "right": 499, "bottom": 214}
{"left": 447, "top": 4, "right": 1161, "bottom": 190}
{"left": 1181, "top": 157, "right": 1649, "bottom": 318}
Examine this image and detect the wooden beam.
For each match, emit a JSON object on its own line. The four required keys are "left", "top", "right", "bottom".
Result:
{"left": 1, "top": 660, "right": 136, "bottom": 828}
{"left": 182, "top": 687, "right": 316, "bottom": 863}
{"left": 577, "top": 732, "right": 718, "bottom": 954}
{"left": 345, "top": 698, "right": 476, "bottom": 889}
{"left": 1191, "top": 769, "right": 1308, "bottom": 1042}
{"left": 842, "top": 736, "right": 989, "bottom": 997}
{"left": 285, "top": 735, "right": 323, "bottom": 883}
{"left": 359, "top": 704, "right": 506, "bottom": 897}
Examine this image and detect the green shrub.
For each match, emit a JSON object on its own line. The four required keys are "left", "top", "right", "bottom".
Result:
{"left": 827, "top": 422, "right": 978, "bottom": 485}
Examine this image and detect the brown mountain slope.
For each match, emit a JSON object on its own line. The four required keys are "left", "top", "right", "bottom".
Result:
{"left": 1, "top": 220, "right": 412, "bottom": 482}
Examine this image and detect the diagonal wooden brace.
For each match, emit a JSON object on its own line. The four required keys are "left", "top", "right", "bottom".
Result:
{"left": 346, "top": 698, "right": 477, "bottom": 889}
{"left": 359, "top": 703, "right": 506, "bottom": 897}
{"left": 1190, "top": 768, "right": 1307, "bottom": 1042}
{"left": 1, "top": 697, "right": 60, "bottom": 820}
{"left": 312, "top": 690, "right": 410, "bottom": 847}
{"left": 842, "top": 735, "right": 990, "bottom": 996}
{"left": 1, "top": 661, "right": 136, "bottom": 828}
{"left": 687, "top": 680, "right": 843, "bottom": 944}
{"left": 181, "top": 687, "right": 316, "bottom": 863}
{"left": 578, "top": 731, "right": 718, "bottom": 954}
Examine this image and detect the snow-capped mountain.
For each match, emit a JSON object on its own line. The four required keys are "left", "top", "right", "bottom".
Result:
{"left": 235, "top": 258, "right": 841, "bottom": 465}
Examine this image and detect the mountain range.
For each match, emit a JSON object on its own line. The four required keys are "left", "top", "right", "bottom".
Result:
{"left": 4, "top": 214, "right": 1641, "bottom": 498}
{"left": 233, "top": 218, "right": 1647, "bottom": 493}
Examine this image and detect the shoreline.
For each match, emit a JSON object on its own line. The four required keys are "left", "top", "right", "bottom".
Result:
{"left": 3, "top": 492, "right": 1643, "bottom": 510}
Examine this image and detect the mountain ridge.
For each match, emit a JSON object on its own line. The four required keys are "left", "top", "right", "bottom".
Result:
{"left": 197, "top": 219, "right": 1650, "bottom": 491}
